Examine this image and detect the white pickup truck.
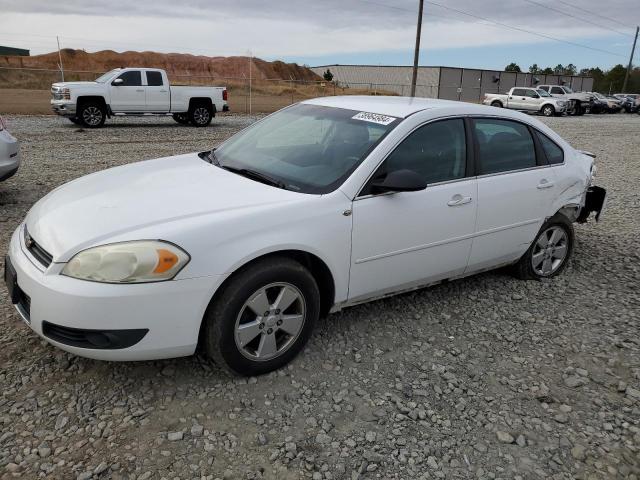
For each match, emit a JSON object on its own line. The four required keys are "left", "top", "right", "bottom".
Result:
{"left": 483, "top": 87, "right": 568, "bottom": 117}
{"left": 51, "top": 68, "right": 229, "bottom": 128}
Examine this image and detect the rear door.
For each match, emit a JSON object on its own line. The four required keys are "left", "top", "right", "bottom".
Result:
{"left": 508, "top": 88, "right": 527, "bottom": 109}
{"left": 144, "top": 70, "right": 170, "bottom": 112}
{"left": 109, "top": 70, "right": 145, "bottom": 112}
{"left": 466, "top": 117, "right": 558, "bottom": 272}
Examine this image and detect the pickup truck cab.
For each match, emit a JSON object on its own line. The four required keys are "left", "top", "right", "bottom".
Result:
{"left": 538, "top": 85, "right": 593, "bottom": 115}
{"left": 483, "top": 87, "right": 567, "bottom": 117}
{"left": 51, "top": 68, "right": 229, "bottom": 128}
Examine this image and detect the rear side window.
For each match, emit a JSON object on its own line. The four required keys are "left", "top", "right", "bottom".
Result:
{"left": 473, "top": 119, "right": 536, "bottom": 175}
{"left": 370, "top": 118, "right": 467, "bottom": 187}
{"left": 536, "top": 131, "right": 564, "bottom": 164}
{"left": 146, "top": 71, "right": 163, "bottom": 86}
{"left": 115, "top": 71, "right": 142, "bottom": 86}
{"left": 512, "top": 89, "right": 526, "bottom": 96}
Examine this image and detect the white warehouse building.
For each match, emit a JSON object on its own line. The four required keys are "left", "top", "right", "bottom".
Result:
{"left": 310, "top": 65, "right": 594, "bottom": 102}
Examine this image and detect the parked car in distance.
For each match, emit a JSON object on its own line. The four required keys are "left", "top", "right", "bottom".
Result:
{"left": 51, "top": 68, "right": 229, "bottom": 128}
{"left": 538, "top": 85, "right": 592, "bottom": 115}
{"left": 5, "top": 97, "right": 606, "bottom": 375}
{"left": 589, "top": 93, "right": 622, "bottom": 113}
{"left": 483, "top": 87, "right": 567, "bottom": 116}
{"left": 0, "top": 116, "right": 20, "bottom": 182}
{"left": 612, "top": 94, "right": 637, "bottom": 113}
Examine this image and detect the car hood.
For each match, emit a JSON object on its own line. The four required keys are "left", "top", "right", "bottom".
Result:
{"left": 52, "top": 81, "right": 99, "bottom": 88}
{"left": 26, "top": 153, "right": 301, "bottom": 261}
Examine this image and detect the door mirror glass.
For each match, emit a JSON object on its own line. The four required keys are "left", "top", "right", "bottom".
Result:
{"left": 370, "top": 169, "right": 427, "bottom": 194}
{"left": 112, "top": 78, "right": 124, "bottom": 86}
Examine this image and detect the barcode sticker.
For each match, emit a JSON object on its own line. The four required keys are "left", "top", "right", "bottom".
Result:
{"left": 352, "top": 111, "right": 397, "bottom": 125}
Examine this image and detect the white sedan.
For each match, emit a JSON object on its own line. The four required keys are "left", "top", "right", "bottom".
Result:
{"left": 4, "top": 97, "right": 605, "bottom": 375}
{"left": 0, "top": 116, "right": 20, "bottom": 182}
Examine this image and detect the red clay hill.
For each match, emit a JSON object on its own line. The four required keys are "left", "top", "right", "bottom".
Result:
{"left": 0, "top": 49, "right": 321, "bottom": 81}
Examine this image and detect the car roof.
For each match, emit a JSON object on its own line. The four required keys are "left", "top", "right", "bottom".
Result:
{"left": 302, "top": 95, "right": 492, "bottom": 119}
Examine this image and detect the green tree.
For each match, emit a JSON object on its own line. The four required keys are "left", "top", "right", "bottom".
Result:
{"left": 553, "top": 64, "right": 565, "bottom": 74}
{"left": 529, "top": 64, "right": 541, "bottom": 74}
{"left": 505, "top": 62, "right": 521, "bottom": 72}
{"left": 323, "top": 69, "right": 334, "bottom": 82}
{"left": 564, "top": 63, "right": 577, "bottom": 75}
{"left": 542, "top": 67, "right": 554, "bottom": 75}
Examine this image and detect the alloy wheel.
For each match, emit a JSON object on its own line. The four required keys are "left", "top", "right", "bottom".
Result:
{"left": 531, "top": 226, "right": 568, "bottom": 276}
{"left": 82, "top": 106, "right": 103, "bottom": 126}
{"left": 234, "top": 282, "right": 306, "bottom": 361}
{"left": 193, "top": 107, "right": 210, "bottom": 125}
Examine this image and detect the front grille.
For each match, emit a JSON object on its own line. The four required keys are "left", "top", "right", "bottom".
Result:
{"left": 24, "top": 227, "right": 53, "bottom": 268}
{"left": 51, "top": 87, "right": 63, "bottom": 100}
{"left": 15, "top": 286, "right": 31, "bottom": 323}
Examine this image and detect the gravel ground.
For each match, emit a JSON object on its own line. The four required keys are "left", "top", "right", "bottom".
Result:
{"left": 0, "top": 113, "right": 639, "bottom": 480}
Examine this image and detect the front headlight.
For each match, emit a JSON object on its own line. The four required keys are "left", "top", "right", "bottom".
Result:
{"left": 62, "top": 240, "right": 190, "bottom": 283}
{"left": 62, "top": 88, "right": 71, "bottom": 100}
{"left": 558, "top": 101, "right": 566, "bottom": 106}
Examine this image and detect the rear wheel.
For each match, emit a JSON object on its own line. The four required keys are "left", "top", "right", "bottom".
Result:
{"left": 491, "top": 101, "right": 503, "bottom": 108}
{"left": 202, "top": 257, "right": 320, "bottom": 375}
{"left": 542, "top": 104, "right": 555, "bottom": 117}
{"left": 513, "top": 214, "right": 574, "bottom": 280}
{"left": 189, "top": 104, "right": 213, "bottom": 127}
{"left": 172, "top": 113, "right": 189, "bottom": 125}
{"left": 78, "top": 102, "right": 106, "bottom": 128}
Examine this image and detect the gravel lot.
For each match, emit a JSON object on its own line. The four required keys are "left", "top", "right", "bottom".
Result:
{"left": 1, "top": 113, "right": 639, "bottom": 480}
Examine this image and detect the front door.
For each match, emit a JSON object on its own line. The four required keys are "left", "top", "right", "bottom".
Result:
{"left": 109, "top": 70, "right": 145, "bottom": 112}
{"left": 349, "top": 118, "right": 477, "bottom": 301}
{"left": 466, "top": 117, "right": 558, "bottom": 271}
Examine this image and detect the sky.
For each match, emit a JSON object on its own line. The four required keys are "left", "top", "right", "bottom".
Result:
{"left": 0, "top": 0, "right": 638, "bottom": 72}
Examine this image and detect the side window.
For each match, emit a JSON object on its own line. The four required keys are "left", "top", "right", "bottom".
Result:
{"left": 551, "top": 87, "right": 563, "bottom": 95}
{"left": 115, "top": 71, "right": 142, "bottom": 86}
{"left": 524, "top": 89, "right": 538, "bottom": 98}
{"left": 539, "top": 86, "right": 550, "bottom": 92}
{"left": 366, "top": 119, "right": 467, "bottom": 191}
{"left": 512, "top": 89, "right": 525, "bottom": 96}
{"left": 536, "top": 131, "right": 564, "bottom": 164}
{"left": 473, "top": 119, "right": 536, "bottom": 175}
{"left": 146, "top": 71, "right": 163, "bottom": 86}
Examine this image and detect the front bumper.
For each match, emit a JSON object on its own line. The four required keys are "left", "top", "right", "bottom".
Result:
{"left": 5, "top": 225, "right": 226, "bottom": 361}
{"left": 50, "top": 100, "right": 76, "bottom": 117}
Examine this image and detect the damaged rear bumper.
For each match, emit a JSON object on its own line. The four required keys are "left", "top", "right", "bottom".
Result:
{"left": 576, "top": 186, "right": 606, "bottom": 223}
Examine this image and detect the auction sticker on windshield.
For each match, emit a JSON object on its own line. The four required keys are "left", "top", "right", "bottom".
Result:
{"left": 352, "top": 111, "right": 397, "bottom": 125}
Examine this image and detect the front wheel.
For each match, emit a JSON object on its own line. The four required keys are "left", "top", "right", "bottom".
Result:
{"left": 78, "top": 102, "right": 106, "bottom": 128}
{"left": 541, "top": 104, "right": 556, "bottom": 117}
{"left": 513, "top": 215, "right": 574, "bottom": 280}
{"left": 202, "top": 257, "right": 320, "bottom": 376}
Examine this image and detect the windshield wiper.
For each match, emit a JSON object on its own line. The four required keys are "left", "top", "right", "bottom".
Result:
{"left": 221, "top": 165, "right": 288, "bottom": 190}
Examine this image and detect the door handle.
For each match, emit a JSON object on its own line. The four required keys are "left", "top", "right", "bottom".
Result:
{"left": 136, "top": 89, "right": 144, "bottom": 92}
{"left": 537, "top": 179, "right": 554, "bottom": 189}
{"left": 447, "top": 195, "right": 472, "bottom": 206}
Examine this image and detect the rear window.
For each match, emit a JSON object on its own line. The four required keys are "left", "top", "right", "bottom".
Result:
{"left": 146, "top": 71, "right": 163, "bottom": 86}
{"left": 536, "top": 132, "right": 564, "bottom": 165}
{"left": 473, "top": 119, "right": 536, "bottom": 175}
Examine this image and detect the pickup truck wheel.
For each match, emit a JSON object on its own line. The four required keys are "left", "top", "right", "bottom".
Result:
{"left": 79, "top": 103, "right": 106, "bottom": 128}
{"left": 202, "top": 257, "right": 320, "bottom": 376}
{"left": 542, "top": 104, "right": 555, "bottom": 117}
{"left": 172, "top": 113, "right": 189, "bottom": 125}
{"left": 491, "top": 101, "right": 502, "bottom": 108}
{"left": 513, "top": 214, "right": 574, "bottom": 280}
{"left": 189, "top": 105, "right": 213, "bottom": 127}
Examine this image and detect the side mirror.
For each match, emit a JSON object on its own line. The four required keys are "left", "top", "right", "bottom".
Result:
{"left": 532, "top": 94, "right": 540, "bottom": 98}
{"left": 112, "top": 78, "right": 124, "bottom": 86}
{"left": 370, "top": 169, "right": 427, "bottom": 194}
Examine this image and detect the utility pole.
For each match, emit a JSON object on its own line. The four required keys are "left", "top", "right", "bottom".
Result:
{"left": 410, "top": 0, "right": 424, "bottom": 97}
{"left": 622, "top": 26, "right": 639, "bottom": 93}
{"left": 56, "top": 36, "right": 64, "bottom": 82}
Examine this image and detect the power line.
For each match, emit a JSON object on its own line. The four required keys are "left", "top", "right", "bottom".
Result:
{"left": 358, "top": 0, "right": 629, "bottom": 58}
{"left": 520, "top": 0, "right": 634, "bottom": 38}
{"left": 552, "top": 0, "right": 638, "bottom": 30}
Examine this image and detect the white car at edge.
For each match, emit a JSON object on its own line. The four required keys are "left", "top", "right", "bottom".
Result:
{"left": 4, "top": 96, "right": 606, "bottom": 375}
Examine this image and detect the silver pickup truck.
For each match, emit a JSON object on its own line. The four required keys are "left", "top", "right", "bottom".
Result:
{"left": 538, "top": 85, "right": 593, "bottom": 115}
{"left": 483, "top": 87, "right": 568, "bottom": 117}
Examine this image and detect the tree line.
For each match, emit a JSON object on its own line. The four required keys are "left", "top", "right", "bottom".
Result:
{"left": 503, "top": 62, "right": 640, "bottom": 93}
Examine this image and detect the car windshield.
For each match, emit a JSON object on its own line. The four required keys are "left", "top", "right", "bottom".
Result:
{"left": 537, "top": 89, "right": 552, "bottom": 97}
{"left": 95, "top": 69, "right": 120, "bottom": 83}
{"left": 213, "top": 104, "right": 400, "bottom": 194}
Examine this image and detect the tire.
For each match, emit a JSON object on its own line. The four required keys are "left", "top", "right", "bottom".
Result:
{"left": 491, "top": 101, "right": 503, "bottom": 108}
{"left": 172, "top": 113, "right": 189, "bottom": 125}
{"left": 513, "top": 214, "right": 574, "bottom": 280}
{"left": 78, "top": 102, "right": 106, "bottom": 128}
{"left": 68, "top": 117, "right": 82, "bottom": 125}
{"left": 189, "top": 103, "right": 213, "bottom": 127}
{"left": 541, "top": 104, "right": 555, "bottom": 117}
{"left": 202, "top": 257, "right": 320, "bottom": 376}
